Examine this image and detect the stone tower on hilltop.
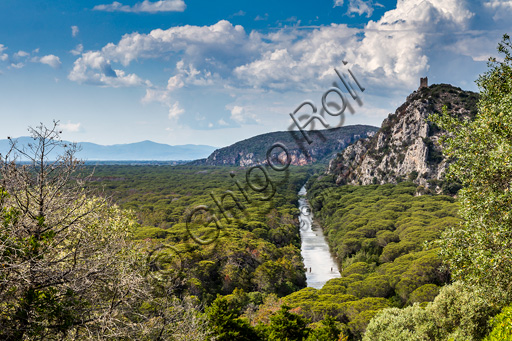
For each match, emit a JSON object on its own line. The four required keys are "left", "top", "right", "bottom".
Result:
{"left": 419, "top": 77, "right": 428, "bottom": 89}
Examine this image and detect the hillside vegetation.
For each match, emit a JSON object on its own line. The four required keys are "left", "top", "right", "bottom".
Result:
{"left": 363, "top": 34, "right": 512, "bottom": 341}
{"left": 87, "top": 164, "right": 314, "bottom": 302}
{"left": 192, "top": 125, "right": 378, "bottom": 167}
{"left": 274, "top": 180, "right": 457, "bottom": 338}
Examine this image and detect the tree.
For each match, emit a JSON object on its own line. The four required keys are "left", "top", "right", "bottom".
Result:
{"left": 266, "top": 305, "right": 311, "bottom": 340}
{"left": 0, "top": 123, "right": 208, "bottom": 339}
{"left": 206, "top": 295, "right": 259, "bottom": 341}
{"left": 430, "top": 34, "right": 512, "bottom": 305}
{"left": 484, "top": 304, "right": 512, "bottom": 340}
{"left": 307, "top": 315, "right": 343, "bottom": 341}
{"left": 363, "top": 281, "right": 494, "bottom": 341}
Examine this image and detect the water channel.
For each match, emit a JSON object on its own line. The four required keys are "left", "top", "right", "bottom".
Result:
{"left": 298, "top": 185, "right": 341, "bottom": 289}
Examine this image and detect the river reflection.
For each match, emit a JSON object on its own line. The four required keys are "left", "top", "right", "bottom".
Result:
{"left": 298, "top": 185, "right": 341, "bottom": 289}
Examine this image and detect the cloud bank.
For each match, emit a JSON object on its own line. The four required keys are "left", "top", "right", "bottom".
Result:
{"left": 69, "top": 0, "right": 505, "bottom": 128}
{"left": 93, "top": 0, "right": 186, "bottom": 13}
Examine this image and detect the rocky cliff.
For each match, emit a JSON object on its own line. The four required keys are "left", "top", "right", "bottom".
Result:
{"left": 327, "top": 84, "right": 478, "bottom": 194}
{"left": 191, "top": 125, "right": 379, "bottom": 167}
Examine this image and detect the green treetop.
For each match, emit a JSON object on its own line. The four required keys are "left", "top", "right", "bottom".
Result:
{"left": 430, "top": 34, "right": 512, "bottom": 305}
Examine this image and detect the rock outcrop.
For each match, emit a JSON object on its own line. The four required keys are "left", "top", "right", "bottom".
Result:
{"left": 327, "top": 84, "right": 479, "bottom": 193}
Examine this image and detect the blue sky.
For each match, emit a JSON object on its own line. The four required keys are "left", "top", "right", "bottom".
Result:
{"left": 0, "top": 0, "right": 511, "bottom": 147}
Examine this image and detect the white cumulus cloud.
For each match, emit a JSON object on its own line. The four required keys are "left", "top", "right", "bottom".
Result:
{"left": 0, "top": 44, "right": 7, "bottom": 61}
{"left": 483, "top": 0, "right": 512, "bottom": 20}
{"left": 352, "top": 0, "right": 475, "bottom": 88}
{"left": 71, "top": 44, "right": 84, "bottom": 56}
{"left": 68, "top": 6, "right": 479, "bottom": 108}
{"left": 67, "top": 0, "right": 508, "bottom": 130}
{"left": 14, "top": 50, "right": 29, "bottom": 58}
{"left": 233, "top": 24, "right": 360, "bottom": 90}
{"left": 93, "top": 0, "right": 186, "bottom": 13}
{"left": 226, "top": 104, "right": 259, "bottom": 124}
{"left": 69, "top": 20, "right": 250, "bottom": 89}
{"left": 69, "top": 51, "right": 150, "bottom": 87}
{"left": 483, "top": 0, "right": 512, "bottom": 9}
{"left": 59, "top": 122, "right": 83, "bottom": 133}
{"left": 142, "top": 88, "right": 184, "bottom": 120}
{"left": 99, "top": 20, "right": 251, "bottom": 67}
{"left": 230, "top": 105, "right": 244, "bottom": 123}
{"left": 347, "top": 0, "right": 376, "bottom": 17}
{"left": 38, "top": 54, "right": 62, "bottom": 68}
{"left": 168, "top": 101, "right": 184, "bottom": 119}
{"left": 71, "top": 25, "right": 79, "bottom": 37}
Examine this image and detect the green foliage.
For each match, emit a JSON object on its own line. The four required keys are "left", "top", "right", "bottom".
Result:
{"left": 364, "top": 282, "right": 496, "bottom": 341}
{"left": 408, "top": 284, "right": 440, "bottom": 304}
{"left": 265, "top": 305, "right": 311, "bottom": 340}
{"left": 394, "top": 252, "right": 447, "bottom": 302}
{"left": 308, "top": 181, "right": 457, "bottom": 269}
{"left": 484, "top": 304, "right": 512, "bottom": 340}
{"left": 0, "top": 124, "right": 210, "bottom": 339}
{"left": 380, "top": 241, "right": 419, "bottom": 263}
{"left": 307, "top": 315, "right": 344, "bottom": 341}
{"left": 348, "top": 309, "right": 380, "bottom": 339}
{"left": 88, "top": 164, "right": 312, "bottom": 302}
{"left": 206, "top": 295, "right": 259, "bottom": 341}
{"left": 430, "top": 34, "right": 512, "bottom": 304}
{"left": 363, "top": 305, "right": 431, "bottom": 341}
{"left": 341, "top": 262, "right": 373, "bottom": 277}
{"left": 408, "top": 171, "right": 419, "bottom": 181}
{"left": 311, "top": 182, "right": 454, "bottom": 301}
{"left": 280, "top": 181, "right": 457, "bottom": 339}
{"left": 347, "top": 274, "right": 392, "bottom": 299}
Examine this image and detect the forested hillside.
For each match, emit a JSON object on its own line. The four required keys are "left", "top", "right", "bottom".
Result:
{"left": 192, "top": 125, "right": 378, "bottom": 167}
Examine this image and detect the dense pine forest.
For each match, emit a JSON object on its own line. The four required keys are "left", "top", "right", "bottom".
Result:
{"left": 88, "top": 164, "right": 315, "bottom": 301}
{"left": 84, "top": 165, "right": 461, "bottom": 339}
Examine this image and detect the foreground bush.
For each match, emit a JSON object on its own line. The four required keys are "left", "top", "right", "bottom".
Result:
{"left": 484, "top": 304, "right": 512, "bottom": 341}
{"left": 0, "top": 124, "right": 210, "bottom": 339}
{"left": 363, "top": 282, "right": 496, "bottom": 341}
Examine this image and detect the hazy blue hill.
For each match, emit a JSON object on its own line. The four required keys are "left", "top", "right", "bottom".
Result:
{"left": 0, "top": 137, "right": 216, "bottom": 161}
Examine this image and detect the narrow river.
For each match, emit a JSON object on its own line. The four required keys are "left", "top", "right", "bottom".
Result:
{"left": 298, "top": 185, "right": 341, "bottom": 289}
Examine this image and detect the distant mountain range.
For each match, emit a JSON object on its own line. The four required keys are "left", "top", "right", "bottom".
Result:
{"left": 191, "top": 125, "right": 379, "bottom": 167}
{"left": 0, "top": 137, "right": 217, "bottom": 161}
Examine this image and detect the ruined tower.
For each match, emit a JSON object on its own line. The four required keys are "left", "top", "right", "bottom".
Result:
{"left": 419, "top": 77, "right": 428, "bottom": 89}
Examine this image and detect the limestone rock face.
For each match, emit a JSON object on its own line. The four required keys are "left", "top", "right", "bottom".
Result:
{"left": 327, "top": 84, "right": 479, "bottom": 192}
